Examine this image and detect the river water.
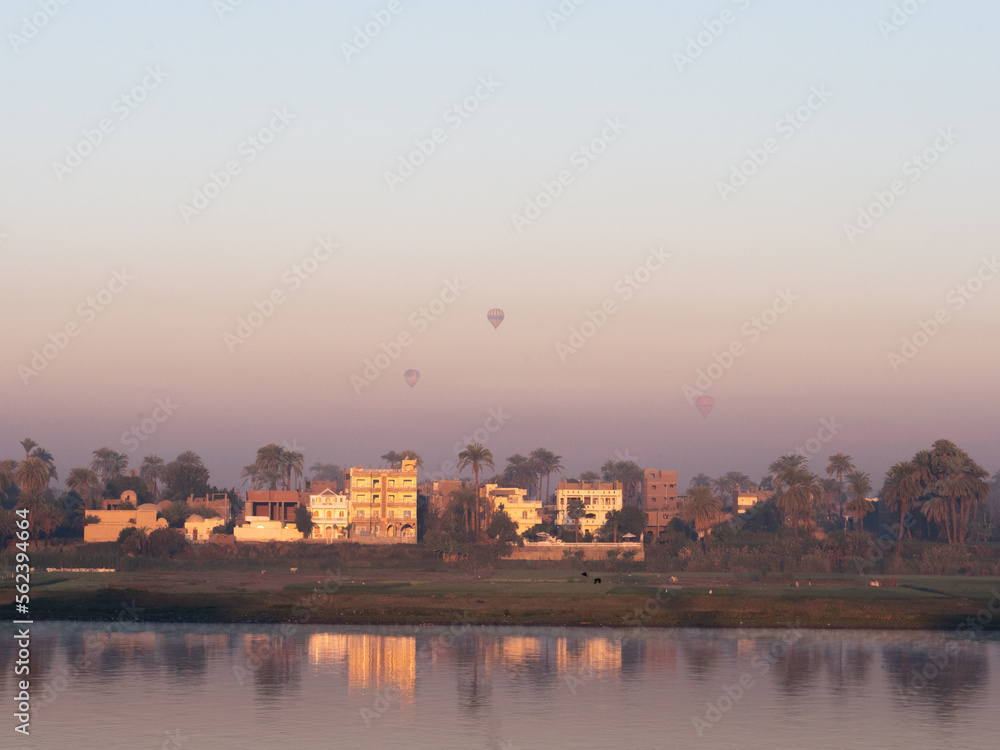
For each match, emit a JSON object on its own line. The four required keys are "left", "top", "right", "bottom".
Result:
{"left": 2, "top": 621, "right": 998, "bottom": 749}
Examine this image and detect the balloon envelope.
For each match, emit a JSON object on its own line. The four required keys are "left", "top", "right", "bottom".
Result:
{"left": 487, "top": 308, "right": 505, "bottom": 329}
{"left": 695, "top": 395, "right": 714, "bottom": 418}
{"left": 404, "top": 369, "right": 420, "bottom": 389}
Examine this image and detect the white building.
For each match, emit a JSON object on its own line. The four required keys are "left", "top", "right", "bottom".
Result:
{"left": 309, "top": 488, "right": 351, "bottom": 541}
{"left": 482, "top": 484, "right": 543, "bottom": 535}
{"left": 555, "top": 480, "right": 623, "bottom": 537}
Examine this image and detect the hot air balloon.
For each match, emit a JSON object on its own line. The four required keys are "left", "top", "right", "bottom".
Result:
{"left": 404, "top": 369, "right": 420, "bottom": 389}
{"left": 487, "top": 308, "right": 505, "bottom": 330}
{"left": 695, "top": 395, "right": 714, "bottom": 418}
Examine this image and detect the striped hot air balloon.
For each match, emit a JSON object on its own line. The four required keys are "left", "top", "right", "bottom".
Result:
{"left": 487, "top": 308, "right": 505, "bottom": 329}
{"left": 404, "top": 369, "right": 420, "bottom": 389}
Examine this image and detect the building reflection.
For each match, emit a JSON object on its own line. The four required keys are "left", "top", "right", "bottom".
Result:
{"left": 242, "top": 633, "right": 301, "bottom": 700}
{"left": 306, "top": 633, "right": 415, "bottom": 698}
{"left": 882, "top": 642, "right": 990, "bottom": 715}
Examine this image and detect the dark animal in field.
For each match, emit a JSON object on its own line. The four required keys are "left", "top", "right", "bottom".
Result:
{"left": 581, "top": 572, "right": 588, "bottom": 577}
{"left": 594, "top": 578, "right": 601, "bottom": 584}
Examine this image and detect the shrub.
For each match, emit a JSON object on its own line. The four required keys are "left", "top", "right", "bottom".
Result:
{"left": 118, "top": 526, "right": 148, "bottom": 555}
{"left": 147, "top": 528, "right": 187, "bottom": 558}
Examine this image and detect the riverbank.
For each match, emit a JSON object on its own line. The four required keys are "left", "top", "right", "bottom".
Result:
{"left": 9, "top": 567, "right": 1000, "bottom": 630}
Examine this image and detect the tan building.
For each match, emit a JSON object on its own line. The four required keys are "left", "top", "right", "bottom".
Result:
{"left": 233, "top": 516, "right": 304, "bottom": 542}
{"left": 736, "top": 488, "right": 774, "bottom": 514}
{"left": 555, "top": 480, "right": 623, "bottom": 537}
{"left": 348, "top": 459, "right": 418, "bottom": 540}
{"left": 183, "top": 514, "right": 221, "bottom": 543}
{"left": 245, "top": 490, "right": 302, "bottom": 523}
{"left": 83, "top": 492, "right": 169, "bottom": 542}
{"left": 309, "top": 488, "right": 351, "bottom": 542}
{"left": 482, "top": 484, "right": 542, "bottom": 535}
{"left": 186, "top": 492, "right": 233, "bottom": 524}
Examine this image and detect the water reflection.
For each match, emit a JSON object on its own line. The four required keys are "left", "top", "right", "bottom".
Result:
{"left": 2, "top": 625, "right": 997, "bottom": 750}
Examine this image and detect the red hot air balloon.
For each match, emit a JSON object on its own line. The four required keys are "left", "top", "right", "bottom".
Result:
{"left": 487, "top": 308, "right": 505, "bottom": 330}
{"left": 404, "top": 369, "right": 420, "bottom": 389}
{"left": 695, "top": 395, "right": 714, "bottom": 418}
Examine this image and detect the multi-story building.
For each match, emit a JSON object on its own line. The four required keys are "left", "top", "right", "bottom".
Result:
{"left": 554, "top": 480, "right": 623, "bottom": 537}
{"left": 421, "top": 479, "right": 464, "bottom": 517}
{"left": 348, "top": 459, "right": 418, "bottom": 541}
{"left": 642, "top": 469, "right": 679, "bottom": 513}
{"left": 482, "top": 484, "right": 542, "bottom": 535}
{"left": 642, "top": 469, "right": 683, "bottom": 540}
{"left": 309, "top": 488, "right": 351, "bottom": 541}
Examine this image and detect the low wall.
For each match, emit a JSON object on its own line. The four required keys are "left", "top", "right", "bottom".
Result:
{"left": 509, "top": 543, "right": 644, "bottom": 561}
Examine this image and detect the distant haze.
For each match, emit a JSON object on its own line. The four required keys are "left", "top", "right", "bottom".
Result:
{"left": 2, "top": 1, "right": 997, "bottom": 490}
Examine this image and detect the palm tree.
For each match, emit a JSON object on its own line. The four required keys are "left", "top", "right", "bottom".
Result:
{"left": 66, "top": 467, "right": 102, "bottom": 509}
{"left": 30, "top": 447, "right": 57, "bottom": 484}
{"left": 14, "top": 456, "right": 50, "bottom": 497}
{"left": 531, "top": 448, "right": 551, "bottom": 503}
{"left": 33, "top": 501, "right": 64, "bottom": 547}
{"left": 458, "top": 444, "right": 494, "bottom": 541}
{"left": 774, "top": 467, "right": 820, "bottom": 538}
{"left": 541, "top": 450, "right": 563, "bottom": 505}
{"left": 91, "top": 447, "right": 128, "bottom": 486}
{"left": 579, "top": 470, "right": 600, "bottom": 483}
{"left": 826, "top": 453, "right": 855, "bottom": 524}
{"left": 139, "top": 455, "right": 166, "bottom": 502}
{"left": 449, "top": 485, "right": 477, "bottom": 536}
{"left": 310, "top": 463, "right": 343, "bottom": 486}
{"left": 240, "top": 463, "right": 261, "bottom": 490}
{"left": 845, "top": 470, "right": 873, "bottom": 533}
{"left": 769, "top": 454, "right": 807, "bottom": 482}
{"left": 564, "top": 498, "right": 585, "bottom": 542}
{"left": 504, "top": 454, "right": 535, "bottom": 491}
{"left": 681, "top": 486, "right": 723, "bottom": 541}
{"left": 688, "top": 473, "right": 712, "bottom": 489}
{"left": 819, "top": 477, "right": 839, "bottom": 521}
{"left": 711, "top": 475, "right": 738, "bottom": 509}
{"left": 381, "top": 451, "right": 401, "bottom": 469}
{"left": 0, "top": 459, "right": 16, "bottom": 500}
{"left": 283, "top": 450, "right": 305, "bottom": 491}
{"left": 882, "top": 461, "right": 921, "bottom": 556}
{"left": 254, "top": 444, "right": 285, "bottom": 490}
{"left": 19, "top": 438, "right": 38, "bottom": 460}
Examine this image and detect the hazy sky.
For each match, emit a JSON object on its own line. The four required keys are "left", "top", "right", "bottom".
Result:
{"left": 2, "top": 0, "right": 998, "bottom": 491}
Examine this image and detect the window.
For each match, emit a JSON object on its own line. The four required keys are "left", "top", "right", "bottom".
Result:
{"left": 356, "top": 510, "right": 365, "bottom": 518}
{"left": 388, "top": 510, "right": 394, "bottom": 518}
{"left": 403, "top": 510, "right": 411, "bottom": 519}
{"left": 338, "top": 510, "right": 345, "bottom": 518}
{"left": 373, "top": 511, "right": 380, "bottom": 519}
{"left": 389, "top": 479, "right": 396, "bottom": 487}
{"left": 389, "top": 494, "right": 396, "bottom": 501}
{"left": 522, "top": 511, "right": 527, "bottom": 519}
{"left": 312, "top": 510, "right": 319, "bottom": 517}
{"left": 326, "top": 510, "right": 332, "bottom": 518}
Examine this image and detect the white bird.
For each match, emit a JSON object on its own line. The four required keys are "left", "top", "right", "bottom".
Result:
{"left": 709, "top": 589, "right": 713, "bottom": 595}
